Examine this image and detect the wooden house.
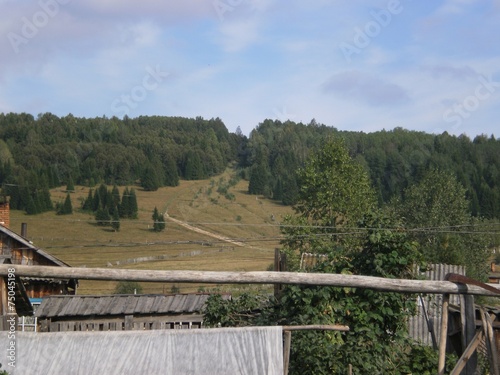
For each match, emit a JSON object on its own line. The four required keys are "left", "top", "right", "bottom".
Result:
{"left": 0, "top": 202, "right": 77, "bottom": 326}
{"left": 489, "top": 262, "right": 500, "bottom": 284}
{"left": 35, "top": 293, "right": 230, "bottom": 332}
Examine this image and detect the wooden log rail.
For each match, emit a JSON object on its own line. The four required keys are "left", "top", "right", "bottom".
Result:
{"left": 2, "top": 265, "right": 500, "bottom": 296}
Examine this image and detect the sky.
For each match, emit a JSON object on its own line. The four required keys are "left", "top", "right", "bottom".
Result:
{"left": 1, "top": 0, "right": 500, "bottom": 138}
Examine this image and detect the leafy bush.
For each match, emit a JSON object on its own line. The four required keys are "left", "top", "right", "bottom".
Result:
{"left": 113, "top": 281, "right": 143, "bottom": 294}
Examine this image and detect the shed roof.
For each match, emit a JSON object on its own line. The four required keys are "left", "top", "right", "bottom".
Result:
{"left": 0, "top": 224, "right": 71, "bottom": 268}
{"left": 36, "top": 293, "right": 231, "bottom": 318}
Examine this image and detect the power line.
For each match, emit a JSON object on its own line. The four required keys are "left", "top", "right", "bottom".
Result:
{"left": 12, "top": 207, "right": 500, "bottom": 228}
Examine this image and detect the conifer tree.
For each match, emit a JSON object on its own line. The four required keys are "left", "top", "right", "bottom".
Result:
{"left": 57, "top": 193, "right": 72, "bottom": 215}
{"left": 98, "top": 184, "right": 108, "bottom": 206}
{"left": 111, "top": 185, "right": 121, "bottom": 207}
{"left": 111, "top": 209, "right": 120, "bottom": 232}
{"left": 95, "top": 207, "right": 110, "bottom": 226}
{"left": 119, "top": 187, "right": 130, "bottom": 218}
{"left": 141, "top": 165, "right": 161, "bottom": 191}
{"left": 25, "top": 194, "right": 37, "bottom": 215}
{"left": 152, "top": 206, "right": 165, "bottom": 232}
{"left": 66, "top": 176, "right": 75, "bottom": 192}
{"left": 129, "top": 188, "right": 138, "bottom": 219}
{"left": 164, "top": 157, "right": 179, "bottom": 186}
{"left": 83, "top": 189, "right": 93, "bottom": 211}
{"left": 39, "top": 187, "right": 53, "bottom": 211}
{"left": 92, "top": 189, "right": 101, "bottom": 211}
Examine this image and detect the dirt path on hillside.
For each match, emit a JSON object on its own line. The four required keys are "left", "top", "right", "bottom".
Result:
{"left": 164, "top": 213, "right": 249, "bottom": 248}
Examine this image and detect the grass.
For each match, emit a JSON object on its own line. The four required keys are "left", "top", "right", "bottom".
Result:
{"left": 10, "top": 169, "right": 292, "bottom": 295}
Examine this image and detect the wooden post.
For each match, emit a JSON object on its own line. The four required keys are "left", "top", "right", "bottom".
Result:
{"left": 438, "top": 293, "right": 450, "bottom": 375}
{"left": 484, "top": 313, "right": 499, "bottom": 375}
{"left": 480, "top": 308, "right": 500, "bottom": 375}
{"left": 124, "top": 315, "right": 133, "bottom": 330}
{"left": 283, "top": 330, "right": 291, "bottom": 375}
{"left": 274, "top": 248, "right": 281, "bottom": 298}
{"left": 460, "top": 295, "right": 476, "bottom": 374}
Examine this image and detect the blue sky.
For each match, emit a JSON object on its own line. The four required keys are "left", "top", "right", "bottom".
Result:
{"left": 1, "top": 0, "right": 499, "bottom": 138}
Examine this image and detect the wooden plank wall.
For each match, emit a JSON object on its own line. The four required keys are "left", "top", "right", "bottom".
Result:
{"left": 40, "top": 315, "right": 204, "bottom": 332}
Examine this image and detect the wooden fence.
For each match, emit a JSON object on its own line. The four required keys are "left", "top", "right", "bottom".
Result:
{"left": 1, "top": 264, "right": 500, "bottom": 296}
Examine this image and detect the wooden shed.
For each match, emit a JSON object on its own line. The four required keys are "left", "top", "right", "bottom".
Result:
{"left": 35, "top": 293, "right": 231, "bottom": 332}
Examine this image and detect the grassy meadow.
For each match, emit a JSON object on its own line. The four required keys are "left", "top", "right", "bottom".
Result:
{"left": 10, "top": 170, "right": 293, "bottom": 295}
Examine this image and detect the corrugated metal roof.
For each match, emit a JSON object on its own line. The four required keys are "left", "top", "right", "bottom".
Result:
{"left": 408, "top": 263, "right": 466, "bottom": 346}
{"left": 36, "top": 293, "right": 231, "bottom": 318}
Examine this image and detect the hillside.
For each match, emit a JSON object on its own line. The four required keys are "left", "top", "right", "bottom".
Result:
{"left": 9, "top": 169, "right": 293, "bottom": 295}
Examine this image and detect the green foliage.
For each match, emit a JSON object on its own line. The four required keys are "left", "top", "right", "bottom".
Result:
{"left": 111, "top": 209, "right": 120, "bottom": 232}
{"left": 151, "top": 206, "right": 165, "bottom": 232}
{"left": 113, "top": 281, "right": 142, "bottom": 294}
{"left": 184, "top": 150, "right": 206, "bottom": 180}
{"left": 66, "top": 176, "right": 75, "bottom": 192}
{"left": 170, "top": 284, "right": 180, "bottom": 294}
{"left": 275, "top": 214, "right": 423, "bottom": 374}
{"left": 141, "top": 164, "right": 161, "bottom": 191}
{"left": 281, "top": 137, "right": 377, "bottom": 262}
{"left": 204, "top": 213, "right": 443, "bottom": 374}
{"left": 248, "top": 162, "right": 269, "bottom": 195}
{"left": 0, "top": 363, "right": 8, "bottom": 375}
{"left": 392, "top": 169, "right": 492, "bottom": 281}
{"left": 163, "top": 155, "right": 179, "bottom": 186}
{"left": 0, "top": 113, "right": 235, "bottom": 198}
{"left": 128, "top": 189, "right": 138, "bottom": 219}
{"left": 82, "top": 185, "right": 137, "bottom": 222}
{"left": 204, "top": 293, "right": 267, "bottom": 328}
{"left": 243, "top": 122, "right": 500, "bottom": 222}
{"left": 295, "top": 137, "right": 376, "bottom": 227}
{"left": 56, "top": 193, "right": 73, "bottom": 215}
{"left": 95, "top": 208, "right": 110, "bottom": 226}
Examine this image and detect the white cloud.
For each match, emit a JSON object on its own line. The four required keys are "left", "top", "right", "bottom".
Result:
{"left": 215, "top": 19, "right": 261, "bottom": 52}
{"left": 118, "top": 22, "right": 162, "bottom": 47}
{"left": 436, "top": 0, "right": 481, "bottom": 15}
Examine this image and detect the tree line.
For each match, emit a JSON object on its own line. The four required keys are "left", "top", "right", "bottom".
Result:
{"left": 0, "top": 112, "right": 242, "bottom": 213}
{"left": 1, "top": 113, "right": 499, "bottom": 223}
{"left": 242, "top": 119, "right": 500, "bottom": 220}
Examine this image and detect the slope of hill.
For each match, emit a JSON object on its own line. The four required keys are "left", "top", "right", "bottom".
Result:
{"left": 10, "top": 169, "right": 292, "bottom": 295}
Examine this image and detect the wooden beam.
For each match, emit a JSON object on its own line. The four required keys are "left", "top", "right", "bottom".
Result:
{"left": 282, "top": 325, "right": 349, "bottom": 332}
{"left": 2, "top": 265, "right": 500, "bottom": 296}
{"left": 460, "top": 295, "right": 477, "bottom": 374}
{"left": 283, "top": 330, "right": 291, "bottom": 375}
{"left": 480, "top": 308, "right": 500, "bottom": 375}
{"left": 438, "top": 293, "right": 450, "bottom": 375}
{"left": 450, "top": 330, "right": 484, "bottom": 375}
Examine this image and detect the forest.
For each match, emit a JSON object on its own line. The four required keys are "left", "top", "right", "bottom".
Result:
{"left": 244, "top": 119, "right": 500, "bottom": 220}
{"left": 0, "top": 113, "right": 499, "bottom": 222}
